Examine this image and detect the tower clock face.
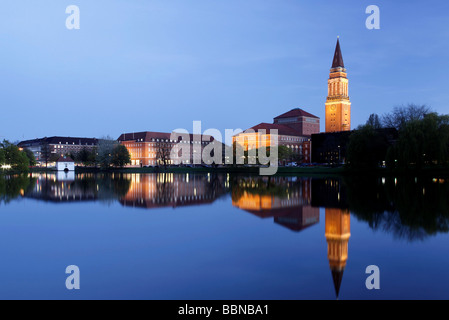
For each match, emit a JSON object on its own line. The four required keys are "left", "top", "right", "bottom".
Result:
{"left": 330, "top": 105, "right": 336, "bottom": 111}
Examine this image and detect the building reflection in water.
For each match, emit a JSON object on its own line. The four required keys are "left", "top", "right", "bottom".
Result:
{"left": 27, "top": 173, "right": 97, "bottom": 202}
{"left": 325, "top": 208, "right": 350, "bottom": 298}
{"left": 25, "top": 173, "right": 229, "bottom": 208}
{"left": 120, "top": 173, "right": 229, "bottom": 209}
{"left": 312, "top": 177, "right": 351, "bottom": 298}
{"left": 231, "top": 176, "right": 320, "bottom": 231}
{"left": 232, "top": 176, "right": 351, "bottom": 299}
{"left": 24, "top": 172, "right": 351, "bottom": 298}
{"left": 25, "top": 172, "right": 132, "bottom": 202}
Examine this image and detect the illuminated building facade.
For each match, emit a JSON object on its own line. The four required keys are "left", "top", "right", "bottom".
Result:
{"left": 18, "top": 136, "right": 98, "bottom": 165}
{"left": 233, "top": 108, "right": 319, "bottom": 163}
{"left": 118, "top": 131, "right": 214, "bottom": 167}
{"left": 325, "top": 38, "right": 351, "bottom": 133}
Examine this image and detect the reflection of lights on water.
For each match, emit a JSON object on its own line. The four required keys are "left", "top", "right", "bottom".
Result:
{"left": 382, "top": 177, "right": 385, "bottom": 185}
{"left": 395, "top": 178, "right": 397, "bottom": 186}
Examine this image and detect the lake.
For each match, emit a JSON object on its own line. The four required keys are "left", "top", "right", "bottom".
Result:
{"left": 0, "top": 172, "right": 448, "bottom": 300}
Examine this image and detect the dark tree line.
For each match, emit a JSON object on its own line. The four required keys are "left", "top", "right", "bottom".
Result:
{"left": 347, "top": 104, "right": 449, "bottom": 169}
{"left": 71, "top": 139, "right": 131, "bottom": 169}
{"left": 0, "top": 140, "right": 35, "bottom": 173}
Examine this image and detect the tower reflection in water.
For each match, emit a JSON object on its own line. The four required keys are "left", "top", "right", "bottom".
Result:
{"left": 325, "top": 208, "right": 350, "bottom": 298}
{"left": 231, "top": 176, "right": 350, "bottom": 298}
{"left": 23, "top": 173, "right": 350, "bottom": 298}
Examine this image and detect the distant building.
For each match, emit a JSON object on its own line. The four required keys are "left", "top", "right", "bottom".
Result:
{"left": 311, "top": 131, "right": 352, "bottom": 164}
{"left": 117, "top": 131, "right": 215, "bottom": 167}
{"left": 273, "top": 108, "right": 320, "bottom": 136}
{"left": 233, "top": 108, "right": 319, "bottom": 164}
{"left": 312, "top": 128, "right": 398, "bottom": 165}
{"left": 325, "top": 38, "right": 351, "bottom": 133}
{"left": 18, "top": 136, "right": 98, "bottom": 165}
{"left": 56, "top": 156, "right": 75, "bottom": 172}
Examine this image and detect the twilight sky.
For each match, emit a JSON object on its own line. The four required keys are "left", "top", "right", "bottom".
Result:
{"left": 0, "top": 0, "right": 448, "bottom": 143}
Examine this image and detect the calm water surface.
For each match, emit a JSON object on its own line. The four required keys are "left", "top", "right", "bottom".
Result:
{"left": 0, "top": 172, "right": 448, "bottom": 299}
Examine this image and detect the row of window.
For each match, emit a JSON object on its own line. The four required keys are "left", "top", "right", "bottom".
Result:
{"left": 126, "top": 141, "right": 209, "bottom": 147}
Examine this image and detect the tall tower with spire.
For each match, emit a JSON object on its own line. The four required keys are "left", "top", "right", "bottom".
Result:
{"left": 325, "top": 208, "right": 351, "bottom": 298}
{"left": 325, "top": 38, "right": 351, "bottom": 132}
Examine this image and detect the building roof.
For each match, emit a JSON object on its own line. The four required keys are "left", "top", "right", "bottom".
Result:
{"left": 247, "top": 123, "right": 306, "bottom": 137}
{"left": 56, "top": 156, "right": 74, "bottom": 163}
{"left": 117, "top": 131, "right": 214, "bottom": 143}
{"left": 331, "top": 38, "right": 345, "bottom": 69}
{"left": 274, "top": 108, "right": 319, "bottom": 120}
{"left": 18, "top": 136, "right": 98, "bottom": 147}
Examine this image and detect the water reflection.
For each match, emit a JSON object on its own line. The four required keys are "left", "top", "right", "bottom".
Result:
{"left": 231, "top": 176, "right": 319, "bottom": 231}
{"left": 343, "top": 175, "right": 449, "bottom": 241}
{"left": 18, "top": 173, "right": 229, "bottom": 209}
{"left": 1, "top": 172, "right": 448, "bottom": 298}
{"left": 325, "top": 208, "right": 350, "bottom": 298}
{"left": 24, "top": 173, "right": 131, "bottom": 203}
{"left": 0, "top": 174, "right": 36, "bottom": 204}
{"left": 120, "top": 173, "right": 229, "bottom": 209}
{"left": 231, "top": 175, "right": 351, "bottom": 298}
{"left": 2, "top": 173, "right": 448, "bottom": 242}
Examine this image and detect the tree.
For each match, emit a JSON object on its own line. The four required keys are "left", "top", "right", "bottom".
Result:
{"left": 23, "top": 148, "right": 37, "bottom": 167}
{"left": 76, "top": 147, "right": 97, "bottom": 167}
{"left": 277, "top": 145, "right": 293, "bottom": 166}
{"left": 366, "top": 113, "right": 382, "bottom": 129}
{"left": 0, "top": 148, "right": 5, "bottom": 166}
{"left": 97, "top": 136, "right": 117, "bottom": 169}
{"left": 395, "top": 113, "right": 449, "bottom": 168}
{"left": 290, "top": 151, "right": 304, "bottom": 164}
{"left": 347, "top": 125, "right": 390, "bottom": 169}
{"left": 40, "top": 138, "right": 52, "bottom": 168}
{"left": 111, "top": 144, "right": 131, "bottom": 168}
{"left": 156, "top": 142, "right": 172, "bottom": 169}
{"left": 267, "top": 145, "right": 294, "bottom": 163}
{"left": 382, "top": 104, "right": 432, "bottom": 130}
{"left": 0, "top": 140, "right": 30, "bottom": 172}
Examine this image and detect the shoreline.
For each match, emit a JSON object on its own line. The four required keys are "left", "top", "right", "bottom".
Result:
{"left": 18, "top": 165, "right": 449, "bottom": 177}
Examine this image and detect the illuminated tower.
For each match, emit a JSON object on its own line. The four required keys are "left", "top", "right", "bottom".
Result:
{"left": 325, "top": 208, "right": 351, "bottom": 298}
{"left": 325, "top": 38, "right": 351, "bottom": 132}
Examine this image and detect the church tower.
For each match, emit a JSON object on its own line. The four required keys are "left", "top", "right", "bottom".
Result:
{"left": 325, "top": 208, "right": 351, "bottom": 298}
{"left": 325, "top": 38, "right": 351, "bottom": 132}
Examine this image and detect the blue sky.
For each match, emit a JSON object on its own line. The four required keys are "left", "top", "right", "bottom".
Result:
{"left": 0, "top": 0, "right": 448, "bottom": 142}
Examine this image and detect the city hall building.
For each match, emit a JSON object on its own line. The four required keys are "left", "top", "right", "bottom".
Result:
{"left": 233, "top": 108, "right": 320, "bottom": 163}
{"left": 118, "top": 131, "right": 215, "bottom": 167}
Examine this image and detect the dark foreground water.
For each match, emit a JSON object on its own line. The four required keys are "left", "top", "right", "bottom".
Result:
{"left": 0, "top": 172, "right": 448, "bottom": 300}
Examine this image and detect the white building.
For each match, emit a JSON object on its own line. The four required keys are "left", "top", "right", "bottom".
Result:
{"left": 56, "top": 156, "right": 75, "bottom": 171}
